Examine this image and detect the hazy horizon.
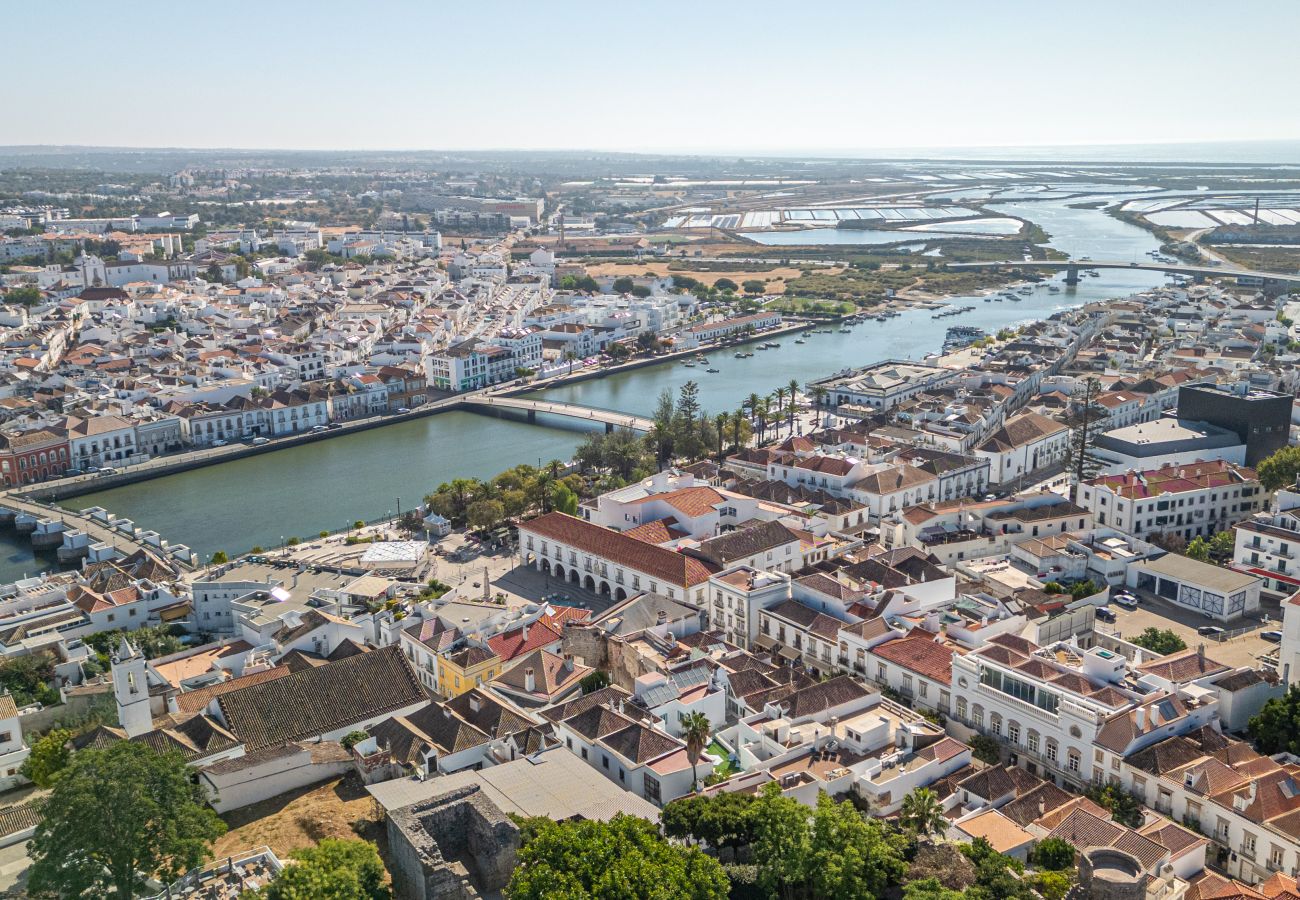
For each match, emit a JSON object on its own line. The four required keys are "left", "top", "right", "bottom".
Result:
{"left": 15, "top": 0, "right": 1300, "bottom": 156}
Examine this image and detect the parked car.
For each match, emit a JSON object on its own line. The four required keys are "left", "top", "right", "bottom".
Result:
{"left": 328, "top": 422, "right": 343, "bottom": 430}
{"left": 396, "top": 407, "right": 411, "bottom": 414}
{"left": 1112, "top": 593, "right": 1139, "bottom": 610}
{"left": 212, "top": 439, "right": 228, "bottom": 447}
{"left": 311, "top": 425, "right": 328, "bottom": 432}
{"left": 251, "top": 437, "right": 270, "bottom": 446}
{"left": 1095, "top": 606, "right": 1116, "bottom": 623}
{"left": 97, "top": 467, "right": 117, "bottom": 476}
{"left": 1197, "top": 625, "right": 1225, "bottom": 637}
{"left": 1261, "top": 630, "right": 1283, "bottom": 643}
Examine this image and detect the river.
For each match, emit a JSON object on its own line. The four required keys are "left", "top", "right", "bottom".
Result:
{"left": 0, "top": 194, "right": 1163, "bottom": 580}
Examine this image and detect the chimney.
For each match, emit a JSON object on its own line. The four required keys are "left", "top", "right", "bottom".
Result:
{"left": 521, "top": 623, "right": 529, "bottom": 641}
{"left": 657, "top": 610, "right": 668, "bottom": 625}
{"left": 1038, "top": 799, "right": 1046, "bottom": 818}
{"left": 1197, "top": 643, "right": 1206, "bottom": 667}
{"left": 524, "top": 668, "right": 535, "bottom": 692}
{"left": 563, "top": 654, "right": 574, "bottom": 673}
{"left": 1135, "top": 707, "right": 1145, "bottom": 730}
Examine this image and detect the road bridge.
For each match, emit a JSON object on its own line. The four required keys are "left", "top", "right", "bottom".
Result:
{"left": 947, "top": 259, "right": 1300, "bottom": 287}
{"left": 460, "top": 395, "right": 654, "bottom": 433}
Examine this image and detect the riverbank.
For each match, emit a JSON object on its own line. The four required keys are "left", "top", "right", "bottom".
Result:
{"left": 4, "top": 195, "right": 1168, "bottom": 578}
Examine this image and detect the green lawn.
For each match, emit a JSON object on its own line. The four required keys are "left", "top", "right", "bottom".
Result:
{"left": 706, "top": 740, "right": 741, "bottom": 777}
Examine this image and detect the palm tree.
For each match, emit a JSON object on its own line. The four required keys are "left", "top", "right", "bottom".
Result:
{"left": 563, "top": 351, "right": 578, "bottom": 375}
{"left": 899, "top": 787, "right": 946, "bottom": 839}
{"left": 682, "top": 711, "right": 712, "bottom": 791}
{"left": 772, "top": 387, "right": 787, "bottom": 438}
{"left": 714, "top": 413, "right": 727, "bottom": 462}
{"left": 730, "top": 409, "right": 745, "bottom": 453}
{"left": 745, "top": 392, "right": 762, "bottom": 424}
{"left": 787, "top": 378, "right": 801, "bottom": 434}
{"left": 755, "top": 398, "right": 770, "bottom": 445}
{"left": 808, "top": 384, "right": 829, "bottom": 416}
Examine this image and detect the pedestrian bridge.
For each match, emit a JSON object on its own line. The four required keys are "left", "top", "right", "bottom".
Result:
{"left": 460, "top": 395, "right": 653, "bottom": 433}
{"left": 947, "top": 259, "right": 1300, "bottom": 286}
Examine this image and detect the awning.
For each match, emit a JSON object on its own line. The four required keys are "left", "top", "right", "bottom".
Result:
{"left": 778, "top": 644, "right": 800, "bottom": 662}
{"left": 157, "top": 602, "right": 193, "bottom": 622}
{"left": 753, "top": 635, "right": 777, "bottom": 651}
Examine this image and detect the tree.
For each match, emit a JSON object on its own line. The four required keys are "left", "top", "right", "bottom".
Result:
{"left": 903, "top": 878, "right": 966, "bottom": 900}
{"left": 340, "top": 730, "right": 369, "bottom": 752}
{"left": 899, "top": 787, "right": 946, "bottom": 839}
{"left": 969, "top": 734, "right": 1001, "bottom": 765}
{"left": 563, "top": 350, "right": 578, "bottom": 375}
{"left": 1250, "top": 685, "right": 1300, "bottom": 755}
{"left": 1258, "top": 445, "right": 1300, "bottom": 492}
{"left": 1030, "top": 870, "right": 1074, "bottom": 900}
{"left": 1185, "top": 535, "right": 1211, "bottom": 562}
{"left": 662, "top": 792, "right": 759, "bottom": 851}
{"left": 682, "top": 710, "right": 711, "bottom": 791}
{"left": 772, "top": 387, "right": 788, "bottom": 439}
{"left": 1131, "top": 627, "right": 1187, "bottom": 656}
{"left": 1085, "top": 784, "right": 1145, "bottom": 829}
{"left": 579, "top": 670, "right": 610, "bottom": 694}
{"left": 630, "top": 285, "right": 651, "bottom": 298}
{"left": 611, "top": 276, "right": 634, "bottom": 294}
{"left": 742, "top": 279, "right": 765, "bottom": 295}
{"left": 249, "top": 838, "right": 388, "bottom": 900}
{"left": 714, "top": 277, "right": 738, "bottom": 292}
{"left": 20, "top": 728, "right": 72, "bottom": 788}
{"left": 210, "top": 550, "right": 228, "bottom": 565}
{"left": 807, "top": 791, "right": 907, "bottom": 899}
{"left": 467, "top": 498, "right": 505, "bottom": 532}
{"left": 507, "top": 814, "right": 728, "bottom": 900}
{"left": 1066, "top": 376, "right": 1105, "bottom": 492}
{"left": 28, "top": 742, "right": 226, "bottom": 898}
{"left": 787, "top": 378, "right": 801, "bottom": 434}
{"left": 551, "top": 483, "right": 579, "bottom": 516}
{"left": 1031, "top": 836, "right": 1076, "bottom": 871}
{"left": 3, "top": 286, "right": 42, "bottom": 306}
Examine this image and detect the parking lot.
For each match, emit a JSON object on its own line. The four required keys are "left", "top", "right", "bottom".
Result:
{"left": 1100, "top": 589, "right": 1279, "bottom": 669}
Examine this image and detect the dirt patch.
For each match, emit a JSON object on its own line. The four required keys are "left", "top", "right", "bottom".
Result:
{"left": 583, "top": 260, "right": 833, "bottom": 294}
{"left": 213, "top": 774, "right": 386, "bottom": 862}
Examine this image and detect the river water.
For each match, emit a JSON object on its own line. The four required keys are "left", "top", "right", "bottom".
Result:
{"left": 4, "top": 194, "right": 1164, "bottom": 579}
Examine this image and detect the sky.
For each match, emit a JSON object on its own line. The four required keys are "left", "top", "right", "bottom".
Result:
{"left": 9, "top": 0, "right": 1300, "bottom": 156}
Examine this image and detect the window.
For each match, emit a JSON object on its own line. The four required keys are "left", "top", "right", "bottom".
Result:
{"left": 643, "top": 773, "right": 661, "bottom": 804}
{"left": 1046, "top": 740, "right": 1058, "bottom": 763}
{"left": 989, "top": 713, "right": 1002, "bottom": 736}
{"left": 602, "top": 754, "right": 609, "bottom": 770}
{"left": 956, "top": 697, "right": 967, "bottom": 720}
{"left": 1067, "top": 749, "right": 1081, "bottom": 773}
{"left": 1270, "top": 844, "right": 1285, "bottom": 870}
{"left": 581, "top": 747, "right": 588, "bottom": 760}
{"left": 1027, "top": 730, "right": 1039, "bottom": 754}
{"left": 1007, "top": 721, "right": 1020, "bottom": 745}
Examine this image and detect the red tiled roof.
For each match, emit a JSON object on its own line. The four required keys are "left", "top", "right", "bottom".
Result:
{"left": 521, "top": 512, "right": 717, "bottom": 587}
{"left": 486, "top": 620, "right": 562, "bottom": 662}
{"left": 868, "top": 631, "right": 956, "bottom": 685}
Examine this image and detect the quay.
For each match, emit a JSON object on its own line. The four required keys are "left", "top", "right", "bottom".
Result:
{"left": 0, "top": 494, "right": 196, "bottom": 571}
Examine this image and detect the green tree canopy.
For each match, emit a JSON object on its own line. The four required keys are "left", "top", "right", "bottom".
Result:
{"left": 20, "top": 727, "right": 72, "bottom": 788}
{"left": 28, "top": 742, "right": 226, "bottom": 898}
{"left": 662, "top": 791, "right": 759, "bottom": 850}
{"left": 506, "top": 813, "right": 728, "bottom": 900}
{"left": 611, "top": 276, "right": 635, "bottom": 294}
{"left": 1250, "top": 685, "right": 1300, "bottom": 755}
{"left": 714, "top": 277, "right": 738, "bottom": 292}
{"left": 1031, "top": 836, "right": 1076, "bottom": 870}
{"left": 249, "top": 839, "right": 388, "bottom": 900}
{"left": 1258, "top": 445, "right": 1300, "bottom": 492}
{"left": 899, "top": 787, "right": 946, "bottom": 839}
{"left": 903, "top": 877, "right": 966, "bottom": 900}
{"left": 1131, "top": 627, "right": 1187, "bottom": 656}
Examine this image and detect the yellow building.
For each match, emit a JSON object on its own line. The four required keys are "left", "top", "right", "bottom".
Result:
{"left": 437, "top": 644, "right": 502, "bottom": 698}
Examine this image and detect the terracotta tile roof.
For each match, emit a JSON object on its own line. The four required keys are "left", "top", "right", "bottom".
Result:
{"left": 957, "top": 809, "right": 1034, "bottom": 854}
{"left": 1087, "top": 459, "right": 1257, "bottom": 501}
{"left": 486, "top": 619, "right": 563, "bottom": 662}
{"left": 217, "top": 645, "right": 424, "bottom": 750}
{"left": 540, "top": 685, "right": 633, "bottom": 724}
{"left": 869, "top": 631, "right": 956, "bottom": 684}
{"left": 688, "top": 520, "right": 801, "bottom": 567}
{"left": 521, "top": 512, "right": 717, "bottom": 587}
{"left": 602, "top": 720, "right": 684, "bottom": 765}
{"left": 765, "top": 599, "right": 844, "bottom": 641}
{"left": 622, "top": 517, "right": 689, "bottom": 545}
{"left": 1136, "top": 648, "right": 1231, "bottom": 682}
{"left": 494, "top": 648, "right": 589, "bottom": 699}
{"left": 174, "top": 666, "right": 293, "bottom": 716}
{"left": 977, "top": 412, "right": 1066, "bottom": 452}
{"left": 631, "top": 485, "right": 726, "bottom": 518}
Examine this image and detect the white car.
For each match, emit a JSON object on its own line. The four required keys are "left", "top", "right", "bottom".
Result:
{"left": 212, "top": 439, "right": 228, "bottom": 447}
{"left": 251, "top": 437, "right": 270, "bottom": 446}
{"left": 1112, "top": 592, "right": 1139, "bottom": 609}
